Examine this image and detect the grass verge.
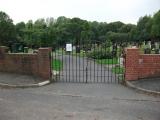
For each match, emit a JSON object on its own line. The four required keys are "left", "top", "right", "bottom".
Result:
{"left": 52, "top": 59, "right": 63, "bottom": 71}
{"left": 96, "top": 58, "right": 118, "bottom": 65}
{"left": 111, "top": 66, "right": 124, "bottom": 74}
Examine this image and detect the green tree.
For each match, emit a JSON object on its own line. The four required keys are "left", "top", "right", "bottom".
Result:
{"left": 129, "top": 26, "right": 139, "bottom": 43}
{"left": 89, "top": 21, "right": 99, "bottom": 41}
{"left": 119, "top": 24, "right": 136, "bottom": 33}
{"left": 151, "top": 10, "right": 160, "bottom": 41}
{"left": 33, "top": 18, "right": 47, "bottom": 47}
{"left": 137, "top": 15, "right": 152, "bottom": 42}
{"left": 0, "top": 11, "right": 16, "bottom": 46}
{"left": 107, "top": 32, "right": 129, "bottom": 46}
{"left": 15, "top": 22, "right": 25, "bottom": 42}
{"left": 107, "top": 21, "right": 124, "bottom": 32}
{"left": 24, "top": 20, "right": 34, "bottom": 47}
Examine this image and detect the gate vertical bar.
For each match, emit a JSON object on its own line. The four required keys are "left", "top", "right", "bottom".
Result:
{"left": 94, "top": 42, "right": 96, "bottom": 83}
{"left": 66, "top": 49, "right": 68, "bottom": 82}
{"left": 76, "top": 45, "right": 78, "bottom": 82}
{"left": 79, "top": 45, "right": 80, "bottom": 83}
{"left": 62, "top": 46, "right": 64, "bottom": 82}
{"left": 58, "top": 45, "right": 61, "bottom": 82}
{"left": 104, "top": 44, "right": 106, "bottom": 83}
{"left": 71, "top": 41, "right": 74, "bottom": 83}
{"left": 54, "top": 47, "right": 57, "bottom": 82}
{"left": 83, "top": 43, "right": 85, "bottom": 83}
{"left": 107, "top": 56, "right": 110, "bottom": 83}
{"left": 86, "top": 57, "right": 88, "bottom": 83}
{"left": 100, "top": 44, "right": 103, "bottom": 83}
{"left": 69, "top": 51, "right": 71, "bottom": 82}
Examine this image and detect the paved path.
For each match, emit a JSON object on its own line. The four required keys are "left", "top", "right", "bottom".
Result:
{"left": 55, "top": 54, "right": 118, "bottom": 83}
{"left": 0, "top": 72, "right": 43, "bottom": 85}
{"left": 129, "top": 77, "right": 160, "bottom": 92}
{"left": 0, "top": 54, "right": 159, "bottom": 120}
{"left": 0, "top": 83, "right": 160, "bottom": 120}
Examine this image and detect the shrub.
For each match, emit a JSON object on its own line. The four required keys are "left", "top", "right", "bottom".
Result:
{"left": 155, "top": 49, "right": 159, "bottom": 54}
{"left": 144, "top": 48, "right": 151, "bottom": 54}
{"left": 87, "top": 49, "right": 116, "bottom": 59}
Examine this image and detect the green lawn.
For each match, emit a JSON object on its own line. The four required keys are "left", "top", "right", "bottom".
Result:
{"left": 72, "top": 52, "right": 86, "bottom": 57}
{"left": 52, "top": 59, "right": 63, "bottom": 71}
{"left": 96, "top": 58, "right": 118, "bottom": 65}
{"left": 52, "top": 49, "right": 87, "bottom": 57}
{"left": 111, "top": 66, "right": 124, "bottom": 74}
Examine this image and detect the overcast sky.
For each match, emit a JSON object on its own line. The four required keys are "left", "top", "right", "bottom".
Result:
{"left": 0, "top": 0, "right": 160, "bottom": 24}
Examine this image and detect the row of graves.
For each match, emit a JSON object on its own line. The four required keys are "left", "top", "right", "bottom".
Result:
{"left": 143, "top": 41, "right": 160, "bottom": 54}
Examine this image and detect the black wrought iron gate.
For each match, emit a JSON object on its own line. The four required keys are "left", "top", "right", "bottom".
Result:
{"left": 51, "top": 42, "right": 124, "bottom": 84}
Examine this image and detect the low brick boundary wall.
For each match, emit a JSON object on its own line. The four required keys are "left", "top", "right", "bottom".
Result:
{"left": 125, "top": 48, "right": 160, "bottom": 81}
{"left": 0, "top": 46, "right": 52, "bottom": 80}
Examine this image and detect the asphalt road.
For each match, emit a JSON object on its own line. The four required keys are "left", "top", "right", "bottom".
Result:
{"left": 55, "top": 54, "right": 118, "bottom": 83}
{"left": 0, "top": 54, "right": 159, "bottom": 120}
{"left": 0, "top": 83, "right": 160, "bottom": 120}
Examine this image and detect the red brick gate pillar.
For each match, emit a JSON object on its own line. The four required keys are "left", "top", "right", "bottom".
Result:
{"left": 0, "top": 46, "right": 8, "bottom": 71}
{"left": 125, "top": 48, "right": 139, "bottom": 81}
{"left": 38, "top": 48, "right": 52, "bottom": 80}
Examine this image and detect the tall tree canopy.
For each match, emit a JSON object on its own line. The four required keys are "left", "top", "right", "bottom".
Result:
{"left": 151, "top": 10, "right": 160, "bottom": 41}
{"left": 0, "top": 10, "right": 159, "bottom": 48}
{"left": 0, "top": 11, "right": 16, "bottom": 46}
{"left": 136, "top": 15, "right": 152, "bottom": 42}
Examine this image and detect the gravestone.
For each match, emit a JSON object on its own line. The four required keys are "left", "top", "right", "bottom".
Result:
{"left": 155, "top": 42, "right": 160, "bottom": 54}
{"left": 76, "top": 46, "right": 80, "bottom": 53}
{"left": 144, "top": 41, "right": 151, "bottom": 54}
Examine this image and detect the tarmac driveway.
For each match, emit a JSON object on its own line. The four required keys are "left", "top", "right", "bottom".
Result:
{"left": 56, "top": 54, "right": 117, "bottom": 83}
{"left": 0, "top": 83, "right": 160, "bottom": 120}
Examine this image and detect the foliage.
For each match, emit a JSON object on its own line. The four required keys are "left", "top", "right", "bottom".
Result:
{"left": 111, "top": 66, "right": 124, "bottom": 74}
{"left": 15, "top": 22, "right": 26, "bottom": 42}
{"left": 151, "top": 10, "right": 160, "bottom": 39}
{"left": 107, "top": 32, "right": 129, "bottom": 46}
{"left": 96, "top": 58, "right": 118, "bottom": 65}
{"left": 0, "top": 10, "right": 160, "bottom": 48}
{"left": 87, "top": 48, "right": 115, "bottom": 59}
{"left": 119, "top": 24, "right": 136, "bottom": 33}
{"left": 52, "top": 59, "right": 63, "bottom": 71}
{"left": 0, "top": 11, "right": 16, "bottom": 46}
{"left": 137, "top": 15, "right": 152, "bottom": 42}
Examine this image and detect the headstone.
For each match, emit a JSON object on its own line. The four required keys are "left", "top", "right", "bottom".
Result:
{"left": 155, "top": 42, "right": 160, "bottom": 54}
{"left": 24, "top": 47, "right": 29, "bottom": 53}
{"left": 132, "top": 46, "right": 137, "bottom": 48}
{"left": 148, "top": 41, "right": 151, "bottom": 48}
{"left": 76, "top": 46, "right": 80, "bottom": 53}
{"left": 73, "top": 46, "right": 76, "bottom": 50}
{"left": 119, "top": 57, "right": 123, "bottom": 66}
{"left": 155, "top": 42, "right": 159, "bottom": 49}
{"left": 18, "top": 44, "right": 24, "bottom": 52}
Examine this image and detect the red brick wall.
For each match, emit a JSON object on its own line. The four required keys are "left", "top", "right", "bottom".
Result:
{"left": 139, "top": 55, "right": 160, "bottom": 78}
{"left": 125, "top": 48, "right": 160, "bottom": 81}
{"left": 0, "top": 46, "right": 52, "bottom": 80}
